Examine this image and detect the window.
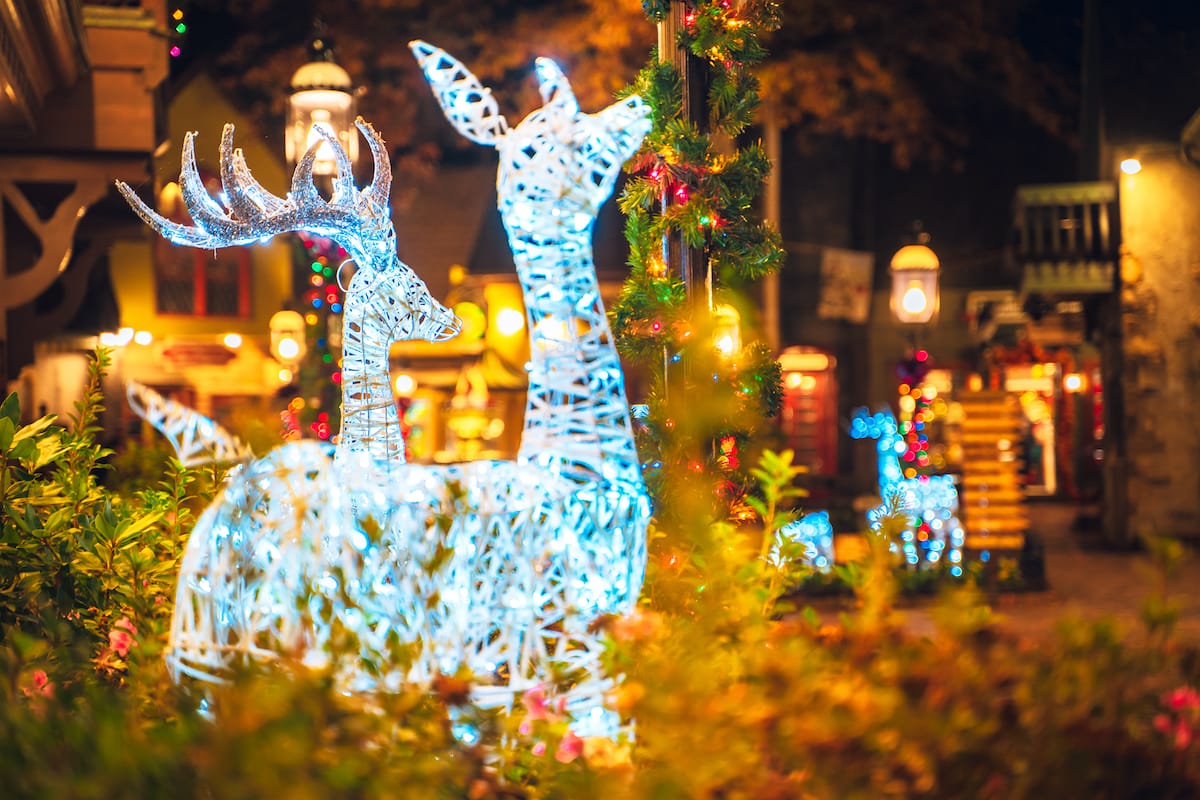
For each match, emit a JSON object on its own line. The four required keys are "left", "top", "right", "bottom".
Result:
{"left": 154, "top": 179, "right": 251, "bottom": 318}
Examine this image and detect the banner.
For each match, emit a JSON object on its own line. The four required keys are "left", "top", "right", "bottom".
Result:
{"left": 816, "top": 247, "right": 874, "bottom": 324}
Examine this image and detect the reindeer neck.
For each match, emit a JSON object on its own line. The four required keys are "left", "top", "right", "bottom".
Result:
{"left": 334, "top": 268, "right": 407, "bottom": 469}
{"left": 877, "top": 425, "right": 904, "bottom": 487}
{"left": 504, "top": 219, "right": 643, "bottom": 489}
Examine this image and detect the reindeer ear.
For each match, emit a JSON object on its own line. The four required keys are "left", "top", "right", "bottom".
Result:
{"left": 596, "top": 95, "right": 652, "bottom": 162}
{"left": 410, "top": 40, "right": 508, "bottom": 146}
{"left": 533, "top": 57, "right": 579, "bottom": 116}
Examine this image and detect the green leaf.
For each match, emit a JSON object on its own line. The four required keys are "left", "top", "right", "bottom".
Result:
{"left": 0, "top": 392, "right": 18, "bottom": 425}
{"left": 12, "top": 415, "right": 58, "bottom": 447}
{"left": 114, "top": 513, "right": 164, "bottom": 549}
{"left": 0, "top": 417, "right": 13, "bottom": 452}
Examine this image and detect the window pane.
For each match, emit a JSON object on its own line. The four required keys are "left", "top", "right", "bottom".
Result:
{"left": 156, "top": 242, "right": 195, "bottom": 314}
{"left": 205, "top": 252, "right": 242, "bottom": 316}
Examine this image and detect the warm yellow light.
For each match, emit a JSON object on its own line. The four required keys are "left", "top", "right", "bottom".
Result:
{"left": 535, "top": 318, "right": 570, "bottom": 343}
{"left": 305, "top": 313, "right": 319, "bottom": 326}
{"left": 394, "top": 373, "right": 416, "bottom": 396}
{"left": 1063, "top": 373, "right": 1085, "bottom": 393}
{"left": 899, "top": 395, "right": 916, "bottom": 414}
{"left": 276, "top": 337, "right": 300, "bottom": 360}
{"left": 712, "top": 304, "right": 742, "bottom": 358}
{"left": 133, "top": 330, "right": 153, "bottom": 346}
{"left": 495, "top": 307, "right": 525, "bottom": 336}
{"left": 223, "top": 333, "right": 243, "bottom": 349}
{"left": 781, "top": 351, "right": 833, "bottom": 373}
{"left": 901, "top": 283, "right": 928, "bottom": 315}
{"left": 453, "top": 301, "right": 487, "bottom": 340}
{"left": 278, "top": 368, "right": 294, "bottom": 383}
{"left": 1120, "top": 158, "right": 1142, "bottom": 175}
{"left": 172, "top": 9, "right": 183, "bottom": 20}
{"left": 785, "top": 372, "right": 804, "bottom": 389}
{"left": 799, "top": 375, "right": 817, "bottom": 392}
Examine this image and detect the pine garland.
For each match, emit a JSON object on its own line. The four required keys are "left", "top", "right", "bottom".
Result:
{"left": 614, "top": 0, "right": 785, "bottom": 522}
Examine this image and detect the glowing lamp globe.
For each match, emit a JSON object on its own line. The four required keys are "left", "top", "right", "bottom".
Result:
{"left": 287, "top": 33, "right": 356, "bottom": 175}
{"left": 713, "top": 304, "right": 742, "bottom": 358}
{"left": 890, "top": 242, "right": 940, "bottom": 324}
{"left": 270, "top": 310, "right": 307, "bottom": 365}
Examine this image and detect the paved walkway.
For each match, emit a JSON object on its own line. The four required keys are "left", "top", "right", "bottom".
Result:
{"left": 915, "top": 501, "right": 1200, "bottom": 641}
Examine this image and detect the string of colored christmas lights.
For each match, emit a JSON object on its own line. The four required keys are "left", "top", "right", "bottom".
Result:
{"left": 293, "top": 233, "right": 347, "bottom": 442}
{"left": 612, "top": 0, "right": 784, "bottom": 519}
{"left": 896, "top": 347, "right": 935, "bottom": 478}
{"left": 169, "top": 7, "right": 186, "bottom": 59}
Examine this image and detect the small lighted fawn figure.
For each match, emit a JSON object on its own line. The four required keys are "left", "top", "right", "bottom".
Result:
{"left": 850, "top": 407, "right": 965, "bottom": 570}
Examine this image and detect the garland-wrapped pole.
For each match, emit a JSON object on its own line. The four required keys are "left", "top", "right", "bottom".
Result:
{"left": 615, "top": 0, "right": 786, "bottom": 522}
{"left": 658, "top": 0, "right": 712, "bottom": 324}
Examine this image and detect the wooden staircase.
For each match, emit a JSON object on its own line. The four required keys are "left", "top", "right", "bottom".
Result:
{"left": 958, "top": 391, "right": 1028, "bottom": 551}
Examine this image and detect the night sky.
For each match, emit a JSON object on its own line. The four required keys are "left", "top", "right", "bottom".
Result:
{"left": 171, "top": 1, "right": 1200, "bottom": 150}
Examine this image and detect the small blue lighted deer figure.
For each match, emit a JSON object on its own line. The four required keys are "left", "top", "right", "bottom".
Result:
{"left": 850, "top": 407, "right": 965, "bottom": 571}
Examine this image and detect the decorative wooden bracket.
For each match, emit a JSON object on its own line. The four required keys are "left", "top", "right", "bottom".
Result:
{"left": 0, "top": 176, "right": 108, "bottom": 312}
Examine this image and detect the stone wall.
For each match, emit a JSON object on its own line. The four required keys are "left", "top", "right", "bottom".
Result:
{"left": 1116, "top": 146, "right": 1200, "bottom": 539}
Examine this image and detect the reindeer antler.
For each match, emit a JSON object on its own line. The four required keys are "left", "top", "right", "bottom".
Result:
{"left": 115, "top": 118, "right": 395, "bottom": 269}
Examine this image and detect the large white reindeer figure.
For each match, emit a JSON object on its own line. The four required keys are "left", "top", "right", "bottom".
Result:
{"left": 412, "top": 40, "right": 650, "bottom": 559}
{"left": 411, "top": 42, "right": 653, "bottom": 728}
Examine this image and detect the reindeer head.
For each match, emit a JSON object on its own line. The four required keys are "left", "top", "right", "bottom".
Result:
{"left": 116, "top": 119, "right": 460, "bottom": 342}
{"left": 410, "top": 41, "right": 651, "bottom": 239}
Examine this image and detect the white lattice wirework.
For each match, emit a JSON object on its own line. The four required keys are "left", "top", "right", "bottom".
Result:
{"left": 414, "top": 41, "right": 652, "bottom": 728}
{"left": 121, "top": 90, "right": 650, "bottom": 738}
{"left": 117, "top": 122, "right": 461, "bottom": 690}
{"left": 849, "top": 407, "right": 965, "bottom": 568}
{"left": 125, "top": 381, "right": 253, "bottom": 467}
{"left": 116, "top": 120, "right": 461, "bottom": 469}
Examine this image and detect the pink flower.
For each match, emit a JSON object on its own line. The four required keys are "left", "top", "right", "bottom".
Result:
{"left": 1176, "top": 720, "right": 1194, "bottom": 751}
{"left": 531, "top": 741, "right": 546, "bottom": 757}
{"left": 1166, "top": 686, "right": 1200, "bottom": 712}
{"left": 518, "top": 720, "right": 533, "bottom": 736}
{"left": 22, "top": 669, "right": 54, "bottom": 699}
{"left": 523, "top": 686, "right": 551, "bottom": 721}
{"left": 108, "top": 616, "right": 138, "bottom": 658}
{"left": 556, "top": 731, "right": 584, "bottom": 764}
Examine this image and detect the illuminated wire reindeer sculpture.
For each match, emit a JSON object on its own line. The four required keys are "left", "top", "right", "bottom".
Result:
{"left": 125, "top": 380, "right": 254, "bottom": 467}
{"left": 849, "top": 407, "right": 965, "bottom": 569}
{"left": 121, "top": 80, "right": 651, "bottom": 733}
{"left": 410, "top": 42, "right": 652, "bottom": 731}
{"left": 118, "top": 121, "right": 467, "bottom": 692}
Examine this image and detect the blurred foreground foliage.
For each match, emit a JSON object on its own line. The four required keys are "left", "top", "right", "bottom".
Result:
{"left": 3, "top": 355, "right": 1200, "bottom": 798}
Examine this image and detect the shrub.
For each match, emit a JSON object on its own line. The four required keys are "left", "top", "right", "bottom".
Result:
{"left": 3, "top": 354, "right": 1200, "bottom": 798}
